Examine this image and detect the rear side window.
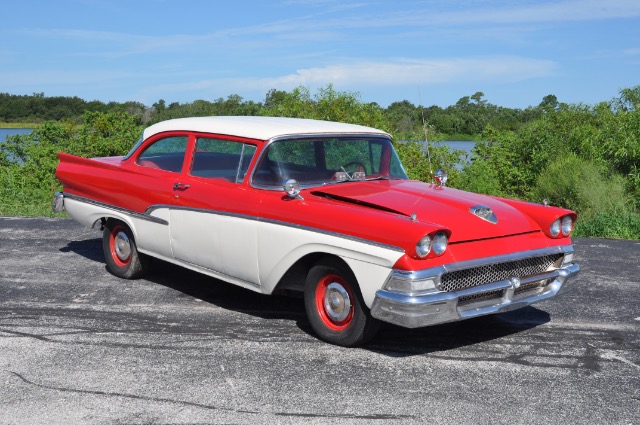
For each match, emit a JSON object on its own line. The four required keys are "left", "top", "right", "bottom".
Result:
{"left": 137, "top": 136, "right": 188, "bottom": 172}
{"left": 191, "top": 138, "right": 256, "bottom": 183}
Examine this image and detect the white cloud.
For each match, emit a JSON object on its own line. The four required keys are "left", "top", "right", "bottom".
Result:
{"left": 400, "top": 0, "right": 640, "bottom": 27}
{"left": 259, "top": 56, "right": 556, "bottom": 87}
{"left": 623, "top": 47, "right": 640, "bottom": 56}
{"left": 140, "top": 56, "right": 556, "bottom": 101}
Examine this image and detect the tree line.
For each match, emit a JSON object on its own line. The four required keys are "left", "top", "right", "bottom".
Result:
{"left": 1, "top": 87, "right": 559, "bottom": 138}
{"left": 1, "top": 84, "right": 639, "bottom": 239}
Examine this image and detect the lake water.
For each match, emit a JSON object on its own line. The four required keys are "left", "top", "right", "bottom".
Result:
{"left": 434, "top": 140, "right": 475, "bottom": 156}
{"left": 1, "top": 129, "right": 34, "bottom": 163}
{"left": 0, "top": 128, "right": 33, "bottom": 142}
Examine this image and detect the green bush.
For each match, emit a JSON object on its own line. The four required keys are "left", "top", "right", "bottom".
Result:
{"left": 573, "top": 210, "right": 640, "bottom": 239}
{"left": 456, "top": 156, "right": 504, "bottom": 196}
{"left": 394, "top": 138, "right": 465, "bottom": 186}
{"left": 531, "top": 154, "right": 629, "bottom": 212}
{"left": 0, "top": 111, "right": 141, "bottom": 216}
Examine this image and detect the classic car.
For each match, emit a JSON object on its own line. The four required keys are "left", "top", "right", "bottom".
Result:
{"left": 53, "top": 116, "right": 580, "bottom": 346}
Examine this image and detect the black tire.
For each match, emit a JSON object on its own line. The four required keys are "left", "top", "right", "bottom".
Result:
{"left": 102, "top": 218, "right": 150, "bottom": 279}
{"left": 304, "top": 258, "right": 380, "bottom": 347}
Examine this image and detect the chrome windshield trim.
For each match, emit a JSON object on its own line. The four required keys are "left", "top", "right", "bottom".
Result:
{"left": 122, "top": 134, "right": 145, "bottom": 161}
{"left": 145, "top": 204, "right": 404, "bottom": 253}
{"left": 64, "top": 193, "right": 169, "bottom": 225}
{"left": 249, "top": 133, "right": 395, "bottom": 191}
{"left": 388, "top": 246, "right": 574, "bottom": 283}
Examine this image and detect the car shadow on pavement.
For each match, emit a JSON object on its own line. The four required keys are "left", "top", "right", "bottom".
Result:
{"left": 146, "top": 258, "right": 551, "bottom": 356}
{"left": 61, "top": 238, "right": 552, "bottom": 356}
{"left": 366, "top": 308, "right": 550, "bottom": 357}
{"left": 59, "top": 238, "right": 105, "bottom": 263}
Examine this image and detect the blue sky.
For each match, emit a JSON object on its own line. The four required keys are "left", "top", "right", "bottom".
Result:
{"left": 2, "top": 0, "right": 639, "bottom": 108}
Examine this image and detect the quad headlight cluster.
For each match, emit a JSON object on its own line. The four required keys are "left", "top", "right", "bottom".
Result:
{"left": 416, "top": 231, "right": 449, "bottom": 258}
{"left": 550, "top": 215, "right": 574, "bottom": 237}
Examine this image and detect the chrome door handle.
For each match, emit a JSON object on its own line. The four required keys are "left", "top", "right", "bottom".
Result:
{"left": 173, "top": 182, "right": 191, "bottom": 190}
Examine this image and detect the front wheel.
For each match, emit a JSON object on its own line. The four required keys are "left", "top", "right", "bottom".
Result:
{"left": 304, "top": 258, "right": 380, "bottom": 347}
{"left": 102, "top": 219, "right": 150, "bottom": 279}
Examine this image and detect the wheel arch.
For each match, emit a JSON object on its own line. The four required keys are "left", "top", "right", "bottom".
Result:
{"left": 271, "top": 252, "right": 350, "bottom": 295}
{"left": 270, "top": 251, "right": 390, "bottom": 308}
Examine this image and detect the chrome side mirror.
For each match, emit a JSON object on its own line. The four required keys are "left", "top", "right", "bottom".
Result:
{"left": 284, "top": 179, "right": 303, "bottom": 200}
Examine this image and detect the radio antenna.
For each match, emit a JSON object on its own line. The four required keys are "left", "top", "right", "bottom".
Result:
{"left": 418, "top": 87, "right": 434, "bottom": 183}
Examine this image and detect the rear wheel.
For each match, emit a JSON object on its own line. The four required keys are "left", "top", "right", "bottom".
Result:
{"left": 304, "top": 258, "right": 379, "bottom": 347}
{"left": 102, "top": 219, "right": 150, "bottom": 279}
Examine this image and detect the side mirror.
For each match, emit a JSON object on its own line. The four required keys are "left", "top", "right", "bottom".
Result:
{"left": 283, "top": 179, "right": 303, "bottom": 200}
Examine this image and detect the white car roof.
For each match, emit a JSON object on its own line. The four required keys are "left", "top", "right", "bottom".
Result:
{"left": 142, "top": 116, "right": 390, "bottom": 141}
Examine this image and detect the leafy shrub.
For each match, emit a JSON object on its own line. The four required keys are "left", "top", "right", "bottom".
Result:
{"left": 573, "top": 210, "right": 640, "bottom": 239}
{"left": 0, "top": 111, "right": 141, "bottom": 216}
{"left": 456, "top": 156, "right": 504, "bottom": 196}
{"left": 531, "top": 154, "right": 629, "bottom": 212}
{"left": 394, "top": 138, "right": 465, "bottom": 186}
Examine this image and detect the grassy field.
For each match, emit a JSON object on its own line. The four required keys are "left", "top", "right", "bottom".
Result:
{"left": 0, "top": 122, "right": 41, "bottom": 128}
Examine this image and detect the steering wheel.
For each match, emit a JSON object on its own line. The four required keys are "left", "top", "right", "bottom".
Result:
{"left": 341, "top": 161, "right": 367, "bottom": 174}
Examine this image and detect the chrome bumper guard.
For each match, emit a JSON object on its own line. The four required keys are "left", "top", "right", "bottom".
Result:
{"left": 52, "top": 192, "right": 65, "bottom": 213}
{"left": 370, "top": 247, "right": 580, "bottom": 328}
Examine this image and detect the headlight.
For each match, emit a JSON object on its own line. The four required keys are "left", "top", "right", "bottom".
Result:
{"left": 550, "top": 219, "right": 561, "bottom": 237}
{"left": 561, "top": 216, "right": 573, "bottom": 236}
{"left": 432, "top": 231, "right": 448, "bottom": 255}
{"left": 416, "top": 235, "right": 432, "bottom": 257}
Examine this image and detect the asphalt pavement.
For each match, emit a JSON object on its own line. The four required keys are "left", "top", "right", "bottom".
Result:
{"left": 0, "top": 217, "right": 638, "bottom": 424}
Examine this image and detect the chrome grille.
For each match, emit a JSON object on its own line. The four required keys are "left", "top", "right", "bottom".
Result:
{"left": 441, "top": 254, "right": 562, "bottom": 293}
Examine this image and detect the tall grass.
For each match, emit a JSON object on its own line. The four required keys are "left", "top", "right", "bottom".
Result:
{"left": 0, "top": 166, "right": 56, "bottom": 217}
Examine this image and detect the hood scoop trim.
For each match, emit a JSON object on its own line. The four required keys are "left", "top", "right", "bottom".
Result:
{"left": 311, "top": 191, "right": 408, "bottom": 217}
{"left": 470, "top": 205, "right": 498, "bottom": 224}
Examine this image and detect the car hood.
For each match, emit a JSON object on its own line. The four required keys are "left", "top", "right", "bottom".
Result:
{"left": 310, "top": 180, "right": 540, "bottom": 243}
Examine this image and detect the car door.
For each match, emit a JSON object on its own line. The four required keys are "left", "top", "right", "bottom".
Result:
{"left": 131, "top": 134, "right": 190, "bottom": 259}
{"left": 169, "top": 136, "right": 261, "bottom": 286}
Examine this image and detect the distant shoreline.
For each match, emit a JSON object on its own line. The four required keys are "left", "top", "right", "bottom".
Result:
{"left": 0, "top": 123, "right": 40, "bottom": 129}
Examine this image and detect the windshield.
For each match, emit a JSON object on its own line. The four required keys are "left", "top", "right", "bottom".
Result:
{"left": 252, "top": 137, "right": 408, "bottom": 188}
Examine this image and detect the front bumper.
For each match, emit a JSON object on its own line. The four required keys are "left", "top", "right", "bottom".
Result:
{"left": 370, "top": 246, "right": 580, "bottom": 328}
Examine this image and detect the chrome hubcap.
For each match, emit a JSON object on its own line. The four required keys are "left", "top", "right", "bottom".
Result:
{"left": 324, "top": 282, "right": 351, "bottom": 322}
{"left": 114, "top": 231, "right": 131, "bottom": 261}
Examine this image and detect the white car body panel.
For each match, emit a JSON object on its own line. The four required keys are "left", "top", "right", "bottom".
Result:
{"left": 143, "top": 116, "right": 389, "bottom": 141}
{"left": 169, "top": 209, "right": 260, "bottom": 286}
{"left": 64, "top": 199, "right": 403, "bottom": 307}
{"left": 256, "top": 220, "right": 402, "bottom": 305}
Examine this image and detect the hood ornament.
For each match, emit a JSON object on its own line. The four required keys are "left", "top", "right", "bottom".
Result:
{"left": 470, "top": 205, "right": 498, "bottom": 224}
{"left": 433, "top": 168, "right": 447, "bottom": 186}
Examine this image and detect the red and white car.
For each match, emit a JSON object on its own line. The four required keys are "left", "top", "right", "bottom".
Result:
{"left": 53, "top": 116, "right": 580, "bottom": 346}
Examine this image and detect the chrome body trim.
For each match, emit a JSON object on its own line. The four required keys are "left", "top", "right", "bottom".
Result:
{"left": 62, "top": 193, "right": 169, "bottom": 225}
{"left": 122, "top": 135, "right": 144, "bottom": 161}
{"left": 470, "top": 205, "right": 498, "bottom": 224}
{"left": 52, "top": 192, "right": 65, "bottom": 213}
{"left": 371, "top": 248, "right": 580, "bottom": 328}
{"left": 386, "top": 245, "right": 574, "bottom": 290}
{"left": 145, "top": 204, "right": 405, "bottom": 253}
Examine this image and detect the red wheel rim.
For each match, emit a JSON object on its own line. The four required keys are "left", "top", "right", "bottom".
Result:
{"left": 315, "top": 274, "right": 354, "bottom": 331}
{"left": 109, "top": 225, "right": 131, "bottom": 267}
